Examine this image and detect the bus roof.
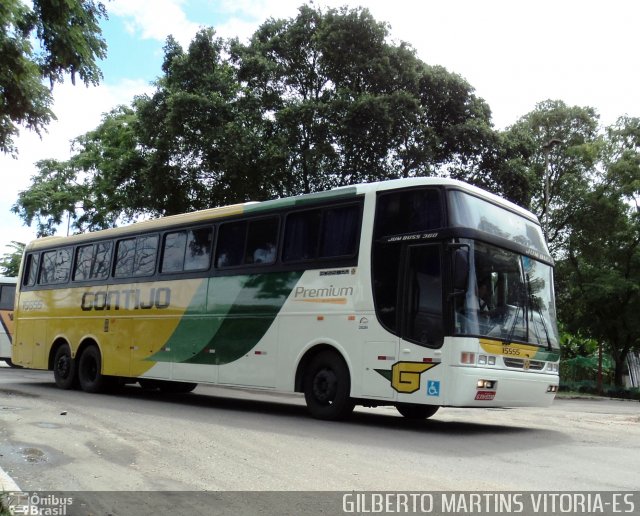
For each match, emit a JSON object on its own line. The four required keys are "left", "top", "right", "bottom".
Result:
{"left": 24, "top": 178, "right": 538, "bottom": 251}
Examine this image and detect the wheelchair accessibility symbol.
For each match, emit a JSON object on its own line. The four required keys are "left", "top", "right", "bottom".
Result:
{"left": 427, "top": 380, "right": 440, "bottom": 397}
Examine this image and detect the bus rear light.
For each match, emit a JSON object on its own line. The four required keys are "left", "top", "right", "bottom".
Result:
{"left": 478, "top": 355, "right": 487, "bottom": 365}
{"left": 460, "top": 352, "right": 475, "bottom": 364}
{"left": 477, "top": 379, "right": 496, "bottom": 389}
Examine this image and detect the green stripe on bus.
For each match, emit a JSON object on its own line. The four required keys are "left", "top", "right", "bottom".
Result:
{"left": 149, "top": 271, "right": 303, "bottom": 365}
{"left": 244, "top": 187, "right": 358, "bottom": 214}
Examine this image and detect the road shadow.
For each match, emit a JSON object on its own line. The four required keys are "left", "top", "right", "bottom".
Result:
{"left": 22, "top": 377, "right": 568, "bottom": 449}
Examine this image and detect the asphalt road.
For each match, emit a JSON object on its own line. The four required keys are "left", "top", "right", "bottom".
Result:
{"left": 1, "top": 365, "right": 639, "bottom": 496}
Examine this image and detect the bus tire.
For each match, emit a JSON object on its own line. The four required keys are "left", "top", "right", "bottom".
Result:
{"left": 304, "top": 350, "right": 354, "bottom": 420}
{"left": 53, "top": 345, "right": 77, "bottom": 389}
{"left": 78, "top": 345, "right": 107, "bottom": 393}
{"left": 396, "top": 403, "right": 439, "bottom": 419}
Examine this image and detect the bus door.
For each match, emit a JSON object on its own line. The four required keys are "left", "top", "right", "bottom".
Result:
{"left": 398, "top": 244, "right": 445, "bottom": 402}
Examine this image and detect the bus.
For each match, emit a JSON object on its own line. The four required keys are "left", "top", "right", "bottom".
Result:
{"left": 12, "top": 178, "right": 560, "bottom": 420}
{"left": 0, "top": 277, "right": 17, "bottom": 367}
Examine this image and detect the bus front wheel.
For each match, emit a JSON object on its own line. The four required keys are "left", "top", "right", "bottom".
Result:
{"left": 304, "top": 351, "right": 354, "bottom": 420}
{"left": 78, "top": 346, "right": 107, "bottom": 393}
{"left": 396, "top": 403, "right": 439, "bottom": 419}
{"left": 53, "top": 345, "right": 76, "bottom": 389}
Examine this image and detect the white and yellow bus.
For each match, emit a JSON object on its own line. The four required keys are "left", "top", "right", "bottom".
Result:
{"left": 13, "top": 178, "right": 560, "bottom": 419}
{"left": 0, "top": 277, "right": 17, "bottom": 367}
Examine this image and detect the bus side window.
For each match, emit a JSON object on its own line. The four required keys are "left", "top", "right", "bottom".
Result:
{"left": 114, "top": 238, "right": 136, "bottom": 277}
{"left": 133, "top": 235, "right": 158, "bottom": 277}
{"left": 245, "top": 218, "right": 278, "bottom": 265}
{"left": 216, "top": 221, "right": 246, "bottom": 268}
{"left": 0, "top": 285, "right": 15, "bottom": 310}
{"left": 24, "top": 253, "right": 40, "bottom": 287}
{"left": 74, "top": 245, "right": 94, "bottom": 281}
{"left": 39, "top": 248, "right": 71, "bottom": 285}
{"left": 162, "top": 231, "right": 187, "bottom": 273}
{"left": 319, "top": 205, "right": 360, "bottom": 257}
{"left": 184, "top": 227, "right": 213, "bottom": 271}
{"left": 282, "top": 210, "right": 321, "bottom": 262}
{"left": 92, "top": 242, "right": 112, "bottom": 279}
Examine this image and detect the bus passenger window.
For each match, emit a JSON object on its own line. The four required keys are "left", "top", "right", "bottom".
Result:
{"left": 134, "top": 235, "right": 158, "bottom": 276}
{"left": 245, "top": 218, "right": 278, "bottom": 265}
{"left": 162, "top": 231, "right": 187, "bottom": 272}
{"left": 283, "top": 210, "right": 321, "bottom": 262}
{"left": 184, "top": 227, "right": 213, "bottom": 271}
{"left": 92, "top": 242, "right": 112, "bottom": 279}
{"left": 216, "top": 221, "right": 246, "bottom": 268}
{"left": 74, "top": 245, "right": 94, "bottom": 281}
{"left": 0, "top": 285, "right": 15, "bottom": 310}
{"left": 39, "top": 248, "right": 72, "bottom": 285}
{"left": 114, "top": 239, "right": 136, "bottom": 277}
{"left": 320, "top": 205, "right": 360, "bottom": 257}
{"left": 24, "top": 253, "right": 39, "bottom": 287}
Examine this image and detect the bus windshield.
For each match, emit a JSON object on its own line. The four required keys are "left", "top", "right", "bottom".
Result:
{"left": 454, "top": 240, "right": 560, "bottom": 350}
{"left": 449, "top": 190, "right": 547, "bottom": 255}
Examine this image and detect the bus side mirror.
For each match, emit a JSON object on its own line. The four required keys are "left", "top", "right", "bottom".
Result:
{"left": 451, "top": 245, "right": 469, "bottom": 295}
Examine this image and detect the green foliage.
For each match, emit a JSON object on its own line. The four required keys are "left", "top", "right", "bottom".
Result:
{"left": 0, "top": 0, "right": 107, "bottom": 153}
{"left": 499, "top": 100, "right": 602, "bottom": 254}
{"left": 230, "top": 5, "right": 495, "bottom": 197}
{"left": 558, "top": 380, "right": 640, "bottom": 401}
{"left": 0, "top": 241, "right": 24, "bottom": 277}
{"left": 555, "top": 116, "right": 640, "bottom": 386}
{"left": 14, "top": 5, "right": 499, "bottom": 228}
{"left": 560, "top": 354, "right": 613, "bottom": 384}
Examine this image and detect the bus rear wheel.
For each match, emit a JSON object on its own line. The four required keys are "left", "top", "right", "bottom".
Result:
{"left": 304, "top": 350, "right": 354, "bottom": 420}
{"left": 78, "top": 345, "right": 108, "bottom": 393}
{"left": 396, "top": 403, "right": 439, "bottom": 419}
{"left": 53, "top": 345, "right": 76, "bottom": 389}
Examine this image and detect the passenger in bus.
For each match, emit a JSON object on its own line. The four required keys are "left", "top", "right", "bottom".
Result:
{"left": 477, "top": 278, "right": 492, "bottom": 313}
{"left": 253, "top": 242, "right": 276, "bottom": 264}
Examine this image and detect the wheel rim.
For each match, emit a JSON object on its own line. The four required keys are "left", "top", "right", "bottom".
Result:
{"left": 312, "top": 367, "right": 338, "bottom": 404}
{"left": 56, "top": 353, "right": 71, "bottom": 379}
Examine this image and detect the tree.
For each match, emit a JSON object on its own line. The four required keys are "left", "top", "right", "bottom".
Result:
{"left": 15, "top": 5, "right": 500, "bottom": 231}
{"left": 499, "top": 100, "right": 602, "bottom": 255}
{"left": 0, "top": 0, "right": 107, "bottom": 154}
{"left": 0, "top": 241, "right": 24, "bottom": 277}
{"left": 231, "top": 5, "right": 496, "bottom": 196}
{"left": 556, "top": 116, "right": 640, "bottom": 386}
{"left": 13, "top": 105, "right": 147, "bottom": 236}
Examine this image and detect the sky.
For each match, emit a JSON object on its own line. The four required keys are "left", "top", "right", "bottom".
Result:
{"left": 0, "top": 0, "right": 639, "bottom": 256}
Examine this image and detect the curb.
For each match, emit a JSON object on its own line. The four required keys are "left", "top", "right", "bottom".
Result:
{"left": 0, "top": 465, "right": 20, "bottom": 492}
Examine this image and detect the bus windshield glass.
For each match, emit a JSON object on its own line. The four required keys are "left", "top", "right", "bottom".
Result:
{"left": 448, "top": 190, "right": 547, "bottom": 255}
{"left": 454, "top": 240, "right": 560, "bottom": 350}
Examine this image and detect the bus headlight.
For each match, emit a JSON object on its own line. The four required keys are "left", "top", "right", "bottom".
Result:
{"left": 477, "top": 379, "right": 496, "bottom": 389}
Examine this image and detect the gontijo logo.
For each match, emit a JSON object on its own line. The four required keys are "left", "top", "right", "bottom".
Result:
{"left": 81, "top": 287, "right": 171, "bottom": 311}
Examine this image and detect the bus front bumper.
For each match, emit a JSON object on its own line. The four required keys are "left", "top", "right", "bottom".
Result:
{"left": 446, "top": 366, "right": 559, "bottom": 407}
